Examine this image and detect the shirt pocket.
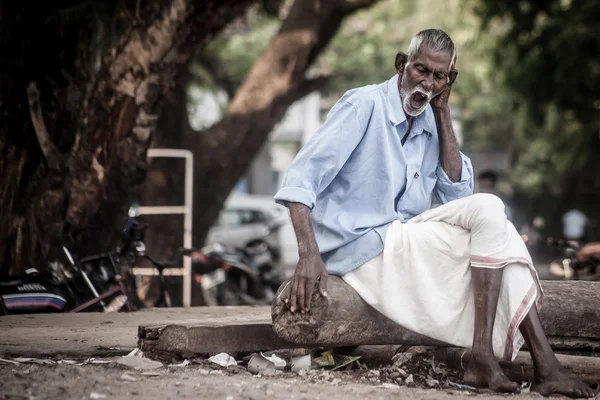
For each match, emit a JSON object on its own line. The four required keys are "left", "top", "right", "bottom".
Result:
{"left": 401, "top": 169, "right": 436, "bottom": 216}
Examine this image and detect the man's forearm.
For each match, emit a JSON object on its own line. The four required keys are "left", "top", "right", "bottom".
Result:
{"left": 433, "top": 106, "right": 462, "bottom": 182}
{"left": 287, "top": 202, "right": 320, "bottom": 257}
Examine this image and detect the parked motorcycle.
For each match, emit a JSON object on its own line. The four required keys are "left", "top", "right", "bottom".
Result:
{"left": 0, "top": 205, "right": 149, "bottom": 315}
{"left": 0, "top": 203, "right": 286, "bottom": 315}
{"left": 547, "top": 237, "right": 600, "bottom": 280}
{"left": 213, "top": 240, "right": 283, "bottom": 306}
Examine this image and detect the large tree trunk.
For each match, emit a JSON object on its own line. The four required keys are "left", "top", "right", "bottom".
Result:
{"left": 272, "top": 277, "right": 600, "bottom": 351}
{"left": 0, "top": 0, "right": 254, "bottom": 275}
{"left": 189, "top": 0, "right": 380, "bottom": 246}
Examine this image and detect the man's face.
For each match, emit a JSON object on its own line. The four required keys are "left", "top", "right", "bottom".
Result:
{"left": 398, "top": 46, "right": 453, "bottom": 116}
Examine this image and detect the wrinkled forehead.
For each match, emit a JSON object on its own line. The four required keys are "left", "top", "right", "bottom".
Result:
{"left": 409, "top": 46, "right": 454, "bottom": 71}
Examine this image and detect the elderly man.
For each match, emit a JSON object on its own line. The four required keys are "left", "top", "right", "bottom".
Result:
{"left": 274, "top": 29, "right": 594, "bottom": 398}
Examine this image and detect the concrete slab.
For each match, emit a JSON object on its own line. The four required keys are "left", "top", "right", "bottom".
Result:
{"left": 138, "top": 307, "right": 294, "bottom": 357}
{"left": 0, "top": 307, "right": 276, "bottom": 357}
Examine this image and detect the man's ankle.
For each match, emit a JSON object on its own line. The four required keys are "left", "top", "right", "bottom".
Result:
{"left": 533, "top": 358, "right": 563, "bottom": 380}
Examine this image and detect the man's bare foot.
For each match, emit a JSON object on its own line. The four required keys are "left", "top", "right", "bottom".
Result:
{"left": 531, "top": 366, "right": 597, "bottom": 399}
{"left": 463, "top": 352, "right": 520, "bottom": 393}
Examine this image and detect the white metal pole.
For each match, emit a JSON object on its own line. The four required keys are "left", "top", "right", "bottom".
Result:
{"left": 183, "top": 151, "right": 193, "bottom": 308}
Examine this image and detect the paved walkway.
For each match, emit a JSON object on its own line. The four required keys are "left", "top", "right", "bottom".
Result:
{"left": 0, "top": 306, "right": 270, "bottom": 357}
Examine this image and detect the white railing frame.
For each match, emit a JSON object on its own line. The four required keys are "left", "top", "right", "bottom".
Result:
{"left": 131, "top": 148, "right": 193, "bottom": 307}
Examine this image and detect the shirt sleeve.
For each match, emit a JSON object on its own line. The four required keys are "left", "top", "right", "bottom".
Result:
{"left": 274, "top": 98, "right": 369, "bottom": 210}
{"left": 434, "top": 151, "right": 474, "bottom": 204}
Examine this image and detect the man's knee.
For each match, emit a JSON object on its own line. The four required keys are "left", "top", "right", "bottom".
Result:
{"left": 470, "top": 193, "right": 506, "bottom": 221}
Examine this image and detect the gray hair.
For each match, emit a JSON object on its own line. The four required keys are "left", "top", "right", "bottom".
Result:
{"left": 406, "top": 29, "right": 456, "bottom": 68}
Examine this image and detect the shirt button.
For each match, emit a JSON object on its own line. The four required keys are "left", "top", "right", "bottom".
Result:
{"left": 414, "top": 172, "right": 420, "bottom": 179}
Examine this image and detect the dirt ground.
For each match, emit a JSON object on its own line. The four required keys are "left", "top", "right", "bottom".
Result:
{"left": 0, "top": 363, "right": 521, "bottom": 400}
{"left": 3, "top": 354, "right": 592, "bottom": 400}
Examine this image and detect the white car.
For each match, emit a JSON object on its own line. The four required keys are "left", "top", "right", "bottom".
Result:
{"left": 205, "top": 194, "right": 292, "bottom": 263}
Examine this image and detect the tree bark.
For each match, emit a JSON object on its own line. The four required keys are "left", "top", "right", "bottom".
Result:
{"left": 189, "top": 0, "right": 380, "bottom": 247}
{"left": 271, "top": 277, "right": 600, "bottom": 351}
{"left": 0, "top": 0, "right": 254, "bottom": 275}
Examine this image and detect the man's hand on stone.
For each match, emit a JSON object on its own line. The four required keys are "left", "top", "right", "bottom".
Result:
{"left": 285, "top": 252, "right": 328, "bottom": 313}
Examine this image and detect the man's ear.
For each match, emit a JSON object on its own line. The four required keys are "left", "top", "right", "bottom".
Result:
{"left": 395, "top": 52, "right": 407, "bottom": 76}
{"left": 448, "top": 53, "right": 458, "bottom": 84}
{"left": 448, "top": 69, "right": 458, "bottom": 85}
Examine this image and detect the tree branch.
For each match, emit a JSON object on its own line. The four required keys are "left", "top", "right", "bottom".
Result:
{"left": 26, "top": 82, "right": 61, "bottom": 170}
{"left": 291, "top": 75, "right": 331, "bottom": 102}
{"left": 197, "top": 53, "right": 238, "bottom": 99}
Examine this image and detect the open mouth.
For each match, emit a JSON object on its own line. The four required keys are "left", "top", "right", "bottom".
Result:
{"left": 410, "top": 91, "right": 429, "bottom": 109}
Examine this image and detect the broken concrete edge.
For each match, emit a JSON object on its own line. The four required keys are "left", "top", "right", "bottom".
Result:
{"left": 138, "top": 323, "right": 299, "bottom": 360}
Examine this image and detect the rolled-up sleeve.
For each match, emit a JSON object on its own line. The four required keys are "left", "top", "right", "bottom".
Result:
{"left": 274, "top": 99, "right": 369, "bottom": 210}
{"left": 434, "top": 151, "right": 474, "bottom": 203}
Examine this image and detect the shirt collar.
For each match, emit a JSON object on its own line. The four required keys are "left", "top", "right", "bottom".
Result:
{"left": 386, "top": 74, "right": 436, "bottom": 136}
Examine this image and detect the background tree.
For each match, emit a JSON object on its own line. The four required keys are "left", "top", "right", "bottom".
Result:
{"left": 0, "top": 0, "right": 255, "bottom": 275}
{"left": 474, "top": 0, "right": 600, "bottom": 236}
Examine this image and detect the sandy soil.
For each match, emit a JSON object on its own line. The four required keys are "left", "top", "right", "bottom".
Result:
{"left": 0, "top": 356, "right": 576, "bottom": 400}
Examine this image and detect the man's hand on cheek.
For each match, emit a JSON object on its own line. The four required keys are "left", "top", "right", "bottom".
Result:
{"left": 431, "top": 68, "right": 458, "bottom": 111}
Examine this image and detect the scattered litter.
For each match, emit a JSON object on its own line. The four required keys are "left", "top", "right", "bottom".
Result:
{"left": 290, "top": 354, "right": 311, "bottom": 373}
{"left": 116, "top": 354, "right": 163, "bottom": 371}
{"left": 0, "top": 358, "right": 20, "bottom": 365}
{"left": 405, "top": 374, "right": 414, "bottom": 384}
{"left": 115, "top": 348, "right": 162, "bottom": 370}
{"left": 13, "top": 357, "right": 55, "bottom": 365}
{"left": 447, "top": 381, "right": 476, "bottom": 391}
{"left": 425, "top": 377, "right": 439, "bottom": 387}
{"left": 392, "top": 353, "right": 413, "bottom": 367}
{"left": 168, "top": 359, "right": 190, "bottom": 368}
{"left": 208, "top": 353, "right": 237, "bottom": 368}
{"left": 126, "top": 348, "right": 143, "bottom": 357}
{"left": 248, "top": 354, "right": 276, "bottom": 375}
{"left": 58, "top": 360, "right": 81, "bottom": 365}
{"left": 90, "top": 393, "right": 107, "bottom": 399}
{"left": 312, "top": 350, "right": 335, "bottom": 368}
{"left": 260, "top": 353, "right": 286, "bottom": 370}
{"left": 332, "top": 355, "right": 363, "bottom": 371}
{"left": 520, "top": 382, "right": 531, "bottom": 393}
{"left": 85, "top": 358, "right": 114, "bottom": 364}
{"left": 120, "top": 373, "right": 138, "bottom": 382}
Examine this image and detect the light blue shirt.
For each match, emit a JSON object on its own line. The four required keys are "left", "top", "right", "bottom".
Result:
{"left": 274, "top": 74, "right": 474, "bottom": 275}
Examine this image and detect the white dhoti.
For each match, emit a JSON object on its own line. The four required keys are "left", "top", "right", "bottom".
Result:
{"left": 342, "top": 193, "right": 543, "bottom": 361}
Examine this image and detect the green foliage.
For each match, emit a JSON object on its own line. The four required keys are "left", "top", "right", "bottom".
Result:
{"left": 475, "top": 0, "right": 600, "bottom": 196}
